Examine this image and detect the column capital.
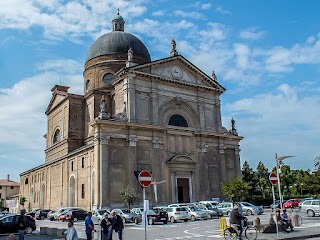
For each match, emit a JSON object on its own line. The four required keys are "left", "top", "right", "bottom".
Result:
{"left": 153, "top": 140, "right": 164, "bottom": 149}
{"left": 219, "top": 145, "right": 226, "bottom": 154}
{"left": 127, "top": 137, "right": 138, "bottom": 147}
{"left": 197, "top": 143, "right": 208, "bottom": 153}
{"left": 93, "top": 134, "right": 110, "bottom": 145}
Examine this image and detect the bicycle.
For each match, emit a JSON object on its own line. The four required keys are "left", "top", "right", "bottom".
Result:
{"left": 224, "top": 219, "right": 258, "bottom": 240}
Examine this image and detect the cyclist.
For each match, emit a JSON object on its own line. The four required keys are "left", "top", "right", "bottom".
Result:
{"left": 230, "top": 205, "right": 247, "bottom": 240}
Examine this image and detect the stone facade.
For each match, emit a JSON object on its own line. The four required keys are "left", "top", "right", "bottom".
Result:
{"left": 20, "top": 15, "right": 242, "bottom": 212}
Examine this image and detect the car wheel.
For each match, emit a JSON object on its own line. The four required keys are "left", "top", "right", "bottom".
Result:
{"left": 184, "top": 219, "right": 188, "bottom": 222}
{"left": 41, "top": 216, "right": 45, "bottom": 220}
{"left": 247, "top": 210, "right": 252, "bottom": 215}
{"left": 191, "top": 215, "right": 196, "bottom": 221}
{"left": 73, "top": 218, "right": 78, "bottom": 222}
{"left": 307, "top": 209, "right": 315, "bottom": 217}
{"left": 208, "top": 214, "right": 213, "bottom": 219}
{"left": 50, "top": 217, "right": 54, "bottom": 221}
{"left": 25, "top": 227, "right": 33, "bottom": 234}
{"left": 170, "top": 217, "right": 175, "bottom": 223}
{"left": 134, "top": 218, "right": 139, "bottom": 224}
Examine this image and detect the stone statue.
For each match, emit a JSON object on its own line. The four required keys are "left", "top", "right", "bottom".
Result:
{"left": 212, "top": 70, "right": 217, "bottom": 81}
{"left": 231, "top": 118, "right": 235, "bottom": 130}
{"left": 171, "top": 38, "right": 176, "bottom": 51}
{"left": 229, "top": 118, "right": 238, "bottom": 136}
{"left": 128, "top": 47, "right": 133, "bottom": 61}
{"left": 122, "top": 101, "right": 126, "bottom": 112}
{"left": 100, "top": 95, "right": 106, "bottom": 113}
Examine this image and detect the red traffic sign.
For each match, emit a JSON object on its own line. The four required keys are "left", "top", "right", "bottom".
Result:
{"left": 269, "top": 172, "right": 278, "bottom": 185}
{"left": 138, "top": 170, "right": 152, "bottom": 187}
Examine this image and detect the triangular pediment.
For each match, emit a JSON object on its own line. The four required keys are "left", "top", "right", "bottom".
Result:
{"left": 45, "top": 92, "right": 68, "bottom": 115}
{"left": 127, "top": 55, "right": 225, "bottom": 93}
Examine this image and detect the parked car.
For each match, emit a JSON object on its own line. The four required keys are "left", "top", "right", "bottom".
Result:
{"left": 112, "top": 208, "right": 137, "bottom": 223}
{"left": 35, "top": 209, "right": 51, "bottom": 220}
{"left": 92, "top": 209, "right": 111, "bottom": 225}
{"left": 217, "top": 202, "right": 243, "bottom": 216}
{"left": 270, "top": 200, "right": 287, "bottom": 209}
{"left": 51, "top": 207, "right": 81, "bottom": 221}
{"left": 299, "top": 198, "right": 314, "bottom": 208}
{"left": 47, "top": 210, "right": 55, "bottom": 220}
{"left": 238, "top": 202, "right": 264, "bottom": 215}
{"left": 131, "top": 208, "right": 167, "bottom": 225}
{"left": 283, "top": 198, "right": 301, "bottom": 209}
{"left": 66, "top": 209, "right": 88, "bottom": 221}
{"left": 185, "top": 205, "right": 209, "bottom": 221}
{"left": 166, "top": 206, "right": 189, "bottom": 223}
{"left": 152, "top": 207, "right": 169, "bottom": 223}
{"left": 198, "top": 200, "right": 220, "bottom": 207}
{"left": 300, "top": 199, "right": 320, "bottom": 217}
{"left": 196, "top": 203, "right": 221, "bottom": 218}
{"left": 26, "top": 209, "right": 40, "bottom": 217}
{"left": 0, "top": 214, "right": 36, "bottom": 234}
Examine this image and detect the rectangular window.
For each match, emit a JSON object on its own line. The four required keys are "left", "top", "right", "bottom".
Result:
{"left": 0, "top": 193, "right": 2, "bottom": 198}
{"left": 0, "top": 186, "right": 2, "bottom": 189}
{"left": 71, "top": 161, "right": 74, "bottom": 171}
{"left": 11, "top": 186, "right": 14, "bottom": 190}
{"left": 81, "top": 184, "right": 85, "bottom": 199}
{"left": 82, "top": 157, "right": 85, "bottom": 168}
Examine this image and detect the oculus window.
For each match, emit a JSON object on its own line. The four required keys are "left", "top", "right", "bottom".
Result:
{"left": 103, "top": 73, "right": 115, "bottom": 85}
{"left": 168, "top": 114, "right": 188, "bottom": 127}
{"left": 53, "top": 129, "right": 61, "bottom": 144}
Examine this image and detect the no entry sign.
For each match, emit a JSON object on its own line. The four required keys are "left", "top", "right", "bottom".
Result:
{"left": 269, "top": 172, "right": 278, "bottom": 185}
{"left": 138, "top": 170, "right": 152, "bottom": 187}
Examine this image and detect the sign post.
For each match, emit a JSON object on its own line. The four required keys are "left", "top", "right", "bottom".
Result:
{"left": 269, "top": 172, "right": 279, "bottom": 239}
{"left": 138, "top": 170, "right": 152, "bottom": 240}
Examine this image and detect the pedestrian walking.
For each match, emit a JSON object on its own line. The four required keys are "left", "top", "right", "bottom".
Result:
{"left": 18, "top": 209, "right": 27, "bottom": 240}
{"left": 85, "top": 212, "right": 96, "bottom": 240}
{"left": 111, "top": 210, "right": 124, "bottom": 240}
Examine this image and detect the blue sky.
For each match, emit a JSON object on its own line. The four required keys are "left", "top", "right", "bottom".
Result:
{"left": 1, "top": 0, "right": 320, "bottom": 181}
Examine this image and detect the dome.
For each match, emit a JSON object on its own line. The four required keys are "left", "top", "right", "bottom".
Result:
{"left": 86, "top": 31, "right": 151, "bottom": 63}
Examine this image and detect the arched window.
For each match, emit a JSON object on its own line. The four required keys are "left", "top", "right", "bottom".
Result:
{"left": 103, "top": 73, "right": 115, "bottom": 85}
{"left": 168, "top": 114, "right": 188, "bottom": 127}
{"left": 85, "top": 79, "right": 90, "bottom": 92}
{"left": 53, "top": 129, "right": 61, "bottom": 144}
{"left": 24, "top": 178, "right": 29, "bottom": 185}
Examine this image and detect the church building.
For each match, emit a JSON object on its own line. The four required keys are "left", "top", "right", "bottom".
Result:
{"left": 20, "top": 13, "right": 242, "bottom": 211}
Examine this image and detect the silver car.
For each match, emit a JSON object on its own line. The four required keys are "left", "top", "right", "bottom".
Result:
{"left": 92, "top": 209, "right": 111, "bottom": 225}
{"left": 217, "top": 202, "right": 243, "bottom": 216}
{"left": 186, "top": 205, "right": 209, "bottom": 221}
{"left": 239, "top": 202, "right": 264, "bottom": 215}
{"left": 300, "top": 199, "right": 320, "bottom": 217}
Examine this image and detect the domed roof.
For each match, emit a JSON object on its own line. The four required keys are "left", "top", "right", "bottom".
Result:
{"left": 86, "top": 31, "right": 151, "bottom": 63}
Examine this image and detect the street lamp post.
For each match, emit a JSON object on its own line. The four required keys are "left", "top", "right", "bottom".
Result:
{"left": 276, "top": 153, "right": 295, "bottom": 212}
{"left": 151, "top": 180, "right": 166, "bottom": 207}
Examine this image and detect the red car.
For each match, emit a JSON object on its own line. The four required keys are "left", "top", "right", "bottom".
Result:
{"left": 283, "top": 198, "right": 300, "bottom": 208}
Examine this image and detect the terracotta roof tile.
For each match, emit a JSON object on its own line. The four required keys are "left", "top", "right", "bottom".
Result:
{"left": 0, "top": 179, "right": 20, "bottom": 187}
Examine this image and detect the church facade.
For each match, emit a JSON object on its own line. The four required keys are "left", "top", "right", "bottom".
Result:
{"left": 20, "top": 13, "right": 242, "bottom": 211}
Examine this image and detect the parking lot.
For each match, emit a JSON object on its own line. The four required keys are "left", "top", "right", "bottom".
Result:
{"left": 2, "top": 209, "right": 320, "bottom": 239}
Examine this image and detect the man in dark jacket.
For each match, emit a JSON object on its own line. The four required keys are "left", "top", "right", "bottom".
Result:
{"left": 230, "top": 205, "right": 246, "bottom": 240}
{"left": 111, "top": 210, "right": 124, "bottom": 240}
{"left": 100, "top": 212, "right": 113, "bottom": 240}
{"left": 18, "top": 209, "right": 27, "bottom": 240}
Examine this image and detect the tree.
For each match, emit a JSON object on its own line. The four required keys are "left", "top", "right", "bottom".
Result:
{"left": 255, "top": 161, "right": 269, "bottom": 198}
{"left": 221, "top": 177, "right": 252, "bottom": 203}
{"left": 120, "top": 185, "right": 139, "bottom": 209}
{"left": 20, "top": 196, "right": 26, "bottom": 207}
{"left": 241, "top": 161, "right": 256, "bottom": 197}
{"left": 0, "top": 198, "right": 4, "bottom": 210}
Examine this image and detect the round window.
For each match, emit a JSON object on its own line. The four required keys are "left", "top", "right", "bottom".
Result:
{"left": 103, "top": 73, "right": 115, "bottom": 85}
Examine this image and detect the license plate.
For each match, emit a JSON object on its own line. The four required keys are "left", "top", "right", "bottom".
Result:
{"left": 160, "top": 218, "right": 166, "bottom": 220}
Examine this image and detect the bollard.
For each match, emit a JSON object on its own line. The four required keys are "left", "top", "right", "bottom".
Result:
{"left": 219, "top": 216, "right": 227, "bottom": 236}
{"left": 253, "top": 217, "right": 260, "bottom": 226}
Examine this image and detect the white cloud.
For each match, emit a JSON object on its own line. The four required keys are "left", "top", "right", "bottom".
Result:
{"left": 174, "top": 10, "right": 205, "bottom": 20}
{"left": 216, "top": 6, "right": 232, "bottom": 15}
{"left": 240, "top": 27, "right": 265, "bottom": 40}
{"left": 152, "top": 10, "right": 165, "bottom": 16}
{"left": 224, "top": 84, "right": 320, "bottom": 170}
{"left": 0, "top": 59, "right": 83, "bottom": 179}
{"left": 201, "top": 3, "right": 211, "bottom": 10}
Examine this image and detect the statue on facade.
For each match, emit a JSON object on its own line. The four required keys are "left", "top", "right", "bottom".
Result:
{"left": 212, "top": 70, "right": 217, "bottom": 81}
{"left": 113, "top": 102, "right": 127, "bottom": 121}
{"left": 170, "top": 38, "right": 178, "bottom": 56}
{"left": 128, "top": 47, "right": 133, "bottom": 61}
{"left": 97, "top": 95, "right": 110, "bottom": 120}
{"left": 229, "top": 118, "right": 238, "bottom": 136}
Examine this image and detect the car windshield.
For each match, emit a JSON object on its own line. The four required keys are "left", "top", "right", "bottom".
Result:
{"left": 197, "top": 205, "right": 205, "bottom": 210}
{"left": 241, "top": 202, "right": 254, "bottom": 207}
{"left": 121, "top": 209, "right": 130, "bottom": 214}
{"left": 146, "top": 210, "right": 156, "bottom": 215}
{"left": 176, "top": 207, "right": 187, "bottom": 211}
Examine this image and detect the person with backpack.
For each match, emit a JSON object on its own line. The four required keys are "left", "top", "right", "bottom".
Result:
{"left": 111, "top": 210, "right": 124, "bottom": 240}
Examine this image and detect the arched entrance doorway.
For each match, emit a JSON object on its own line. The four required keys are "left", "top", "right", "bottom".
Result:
{"left": 68, "top": 176, "right": 76, "bottom": 207}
